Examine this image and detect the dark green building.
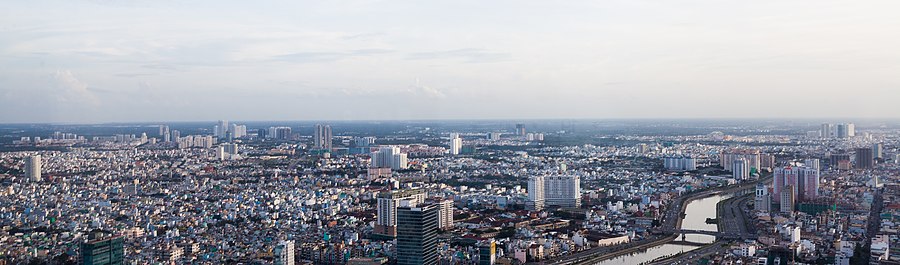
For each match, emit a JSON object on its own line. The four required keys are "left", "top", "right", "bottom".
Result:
{"left": 81, "top": 236, "right": 125, "bottom": 265}
{"left": 396, "top": 203, "right": 438, "bottom": 265}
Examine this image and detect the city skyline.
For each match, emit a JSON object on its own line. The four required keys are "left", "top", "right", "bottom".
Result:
{"left": 3, "top": 0, "right": 900, "bottom": 123}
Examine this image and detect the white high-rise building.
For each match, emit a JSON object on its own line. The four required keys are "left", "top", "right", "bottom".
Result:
{"left": 821, "top": 123, "right": 834, "bottom": 138}
{"left": 449, "top": 133, "right": 462, "bottom": 155}
{"left": 544, "top": 175, "right": 581, "bottom": 208}
{"left": 754, "top": 183, "right": 771, "bottom": 213}
{"left": 375, "top": 189, "right": 426, "bottom": 236}
{"left": 804, "top": 158, "right": 820, "bottom": 171}
{"left": 392, "top": 153, "right": 408, "bottom": 170}
{"left": 215, "top": 120, "right": 229, "bottom": 138}
{"left": 733, "top": 158, "right": 750, "bottom": 180}
{"left": 230, "top": 124, "right": 247, "bottom": 138}
{"left": 274, "top": 240, "right": 294, "bottom": 265}
{"left": 313, "top": 124, "right": 333, "bottom": 150}
{"left": 25, "top": 155, "right": 41, "bottom": 182}
{"left": 527, "top": 176, "right": 545, "bottom": 211}
{"left": 437, "top": 199, "right": 454, "bottom": 230}
{"left": 371, "top": 146, "right": 407, "bottom": 169}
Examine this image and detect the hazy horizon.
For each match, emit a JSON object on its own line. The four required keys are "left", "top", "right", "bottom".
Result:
{"left": 3, "top": 0, "right": 900, "bottom": 123}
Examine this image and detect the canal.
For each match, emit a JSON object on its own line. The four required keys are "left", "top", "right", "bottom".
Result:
{"left": 592, "top": 193, "right": 732, "bottom": 265}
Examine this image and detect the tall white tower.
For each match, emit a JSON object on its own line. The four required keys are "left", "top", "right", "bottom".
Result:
{"left": 25, "top": 155, "right": 41, "bottom": 182}
{"left": 527, "top": 176, "right": 545, "bottom": 211}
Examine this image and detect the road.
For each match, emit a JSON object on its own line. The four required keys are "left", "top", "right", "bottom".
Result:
{"left": 541, "top": 176, "right": 771, "bottom": 265}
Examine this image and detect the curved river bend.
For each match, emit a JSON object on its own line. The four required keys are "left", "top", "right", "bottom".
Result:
{"left": 592, "top": 194, "right": 732, "bottom": 265}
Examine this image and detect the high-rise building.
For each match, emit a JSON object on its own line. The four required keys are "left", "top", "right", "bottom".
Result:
{"left": 754, "top": 183, "right": 771, "bottom": 213}
{"left": 873, "top": 143, "right": 884, "bottom": 159}
{"left": 836, "top": 123, "right": 855, "bottom": 138}
{"left": 527, "top": 176, "right": 545, "bottom": 211}
{"left": 80, "top": 235, "right": 125, "bottom": 265}
{"left": 487, "top": 132, "right": 502, "bottom": 140}
{"left": 215, "top": 120, "right": 229, "bottom": 138}
{"left": 664, "top": 156, "right": 696, "bottom": 171}
{"left": 821, "top": 123, "right": 834, "bottom": 138}
{"left": 313, "top": 124, "right": 333, "bottom": 150}
{"left": 479, "top": 240, "right": 497, "bottom": 265}
{"left": 544, "top": 175, "right": 581, "bottom": 208}
{"left": 720, "top": 149, "right": 760, "bottom": 172}
{"left": 375, "top": 189, "right": 426, "bottom": 236}
{"left": 355, "top": 136, "right": 376, "bottom": 147}
{"left": 855, "top": 147, "right": 875, "bottom": 169}
{"left": 732, "top": 158, "right": 750, "bottom": 180}
{"left": 392, "top": 153, "right": 408, "bottom": 170}
{"left": 829, "top": 153, "right": 851, "bottom": 169}
{"left": 230, "top": 124, "right": 247, "bottom": 138}
{"left": 274, "top": 240, "right": 295, "bottom": 265}
{"left": 267, "top": 127, "right": 293, "bottom": 140}
{"left": 804, "top": 158, "right": 820, "bottom": 171}
{"left": 371, "top": 146, "right": 408, "bottom": 170}
{"left": 773, "top": 166, "right": 818, "bottom": 202}
{"left": 516, "top": 124, "right": 526, "bottom": 136}
{"left": 396, "top": 203, "right": 439, "bottom": 265}
{"left": 25, "top": 155, "right": 41, "bottom": 182}
{"left": 437, "top": 199, "right": 454, "bottom": 230}
{"left": 780, "top": 185, "right": 795, "bottom": 213}
{"left": 449, "top": 133, "right": 462, "bottom": 155}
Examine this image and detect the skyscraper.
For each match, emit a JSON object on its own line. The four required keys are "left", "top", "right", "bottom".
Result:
{"left": 313, "top": 124, "right": 333, "bottom": 150}
{"left": 396, "top": 203, "right": 439, "bottom": 265}
{"left": 527, "top": 176, "right": 545, "bottom": 211}
{"left": 780, "top": 185, "right": 795, "bottom": 213}
{"left": 371, "top": 146, "right": 408, "bottom": 170}
{"left": 544, "top": 175, "right": 581, "bottom": 208}
{"left": 25, "top": 155, "right": 41, "bottom": 182}
{"left": 855, "top": 147, "right": 875, "bottom": 169}
{"left": 80, "top": 235, "right": 125, "bottom": 265}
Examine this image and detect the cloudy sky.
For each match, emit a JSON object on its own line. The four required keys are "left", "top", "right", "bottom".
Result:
{"left": 1, "top": 0, "right": 899, "bottom": 123}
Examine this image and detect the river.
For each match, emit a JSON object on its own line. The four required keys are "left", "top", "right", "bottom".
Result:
{"left": 591, "top": 194, "right": 732, "bottom": 265}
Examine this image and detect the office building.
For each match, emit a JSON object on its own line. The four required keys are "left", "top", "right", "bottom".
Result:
{"left": 375, "top": 189, "right": 426, "bottom": 236}
{"left": 449, "top": 133, "right": 462, "bottom": 155}
{"left": 313, "top": 124, "right": 333, "bottom": 150}
{"left": 396, "top": 203, "right": 439, "bottom": 265}
{"left": 733, "top": 158, "right": 750, "bottom": 180}
{"left": 25, "top": 155, "right": 41, "bottom": 182}
{"left": 544, "top": 175, "right": 581, "bottom": 208}
{"left": 80, "top": 235, "right": 125, "bottom": 265}
{"left": 527, "top": 176, "right": 545, "bottom": 211}
{"left": 855, "top": 147, "right": 875, "bottom": 169}
{"left": 274, "top": 240, "right": 295, "bottom": 265}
